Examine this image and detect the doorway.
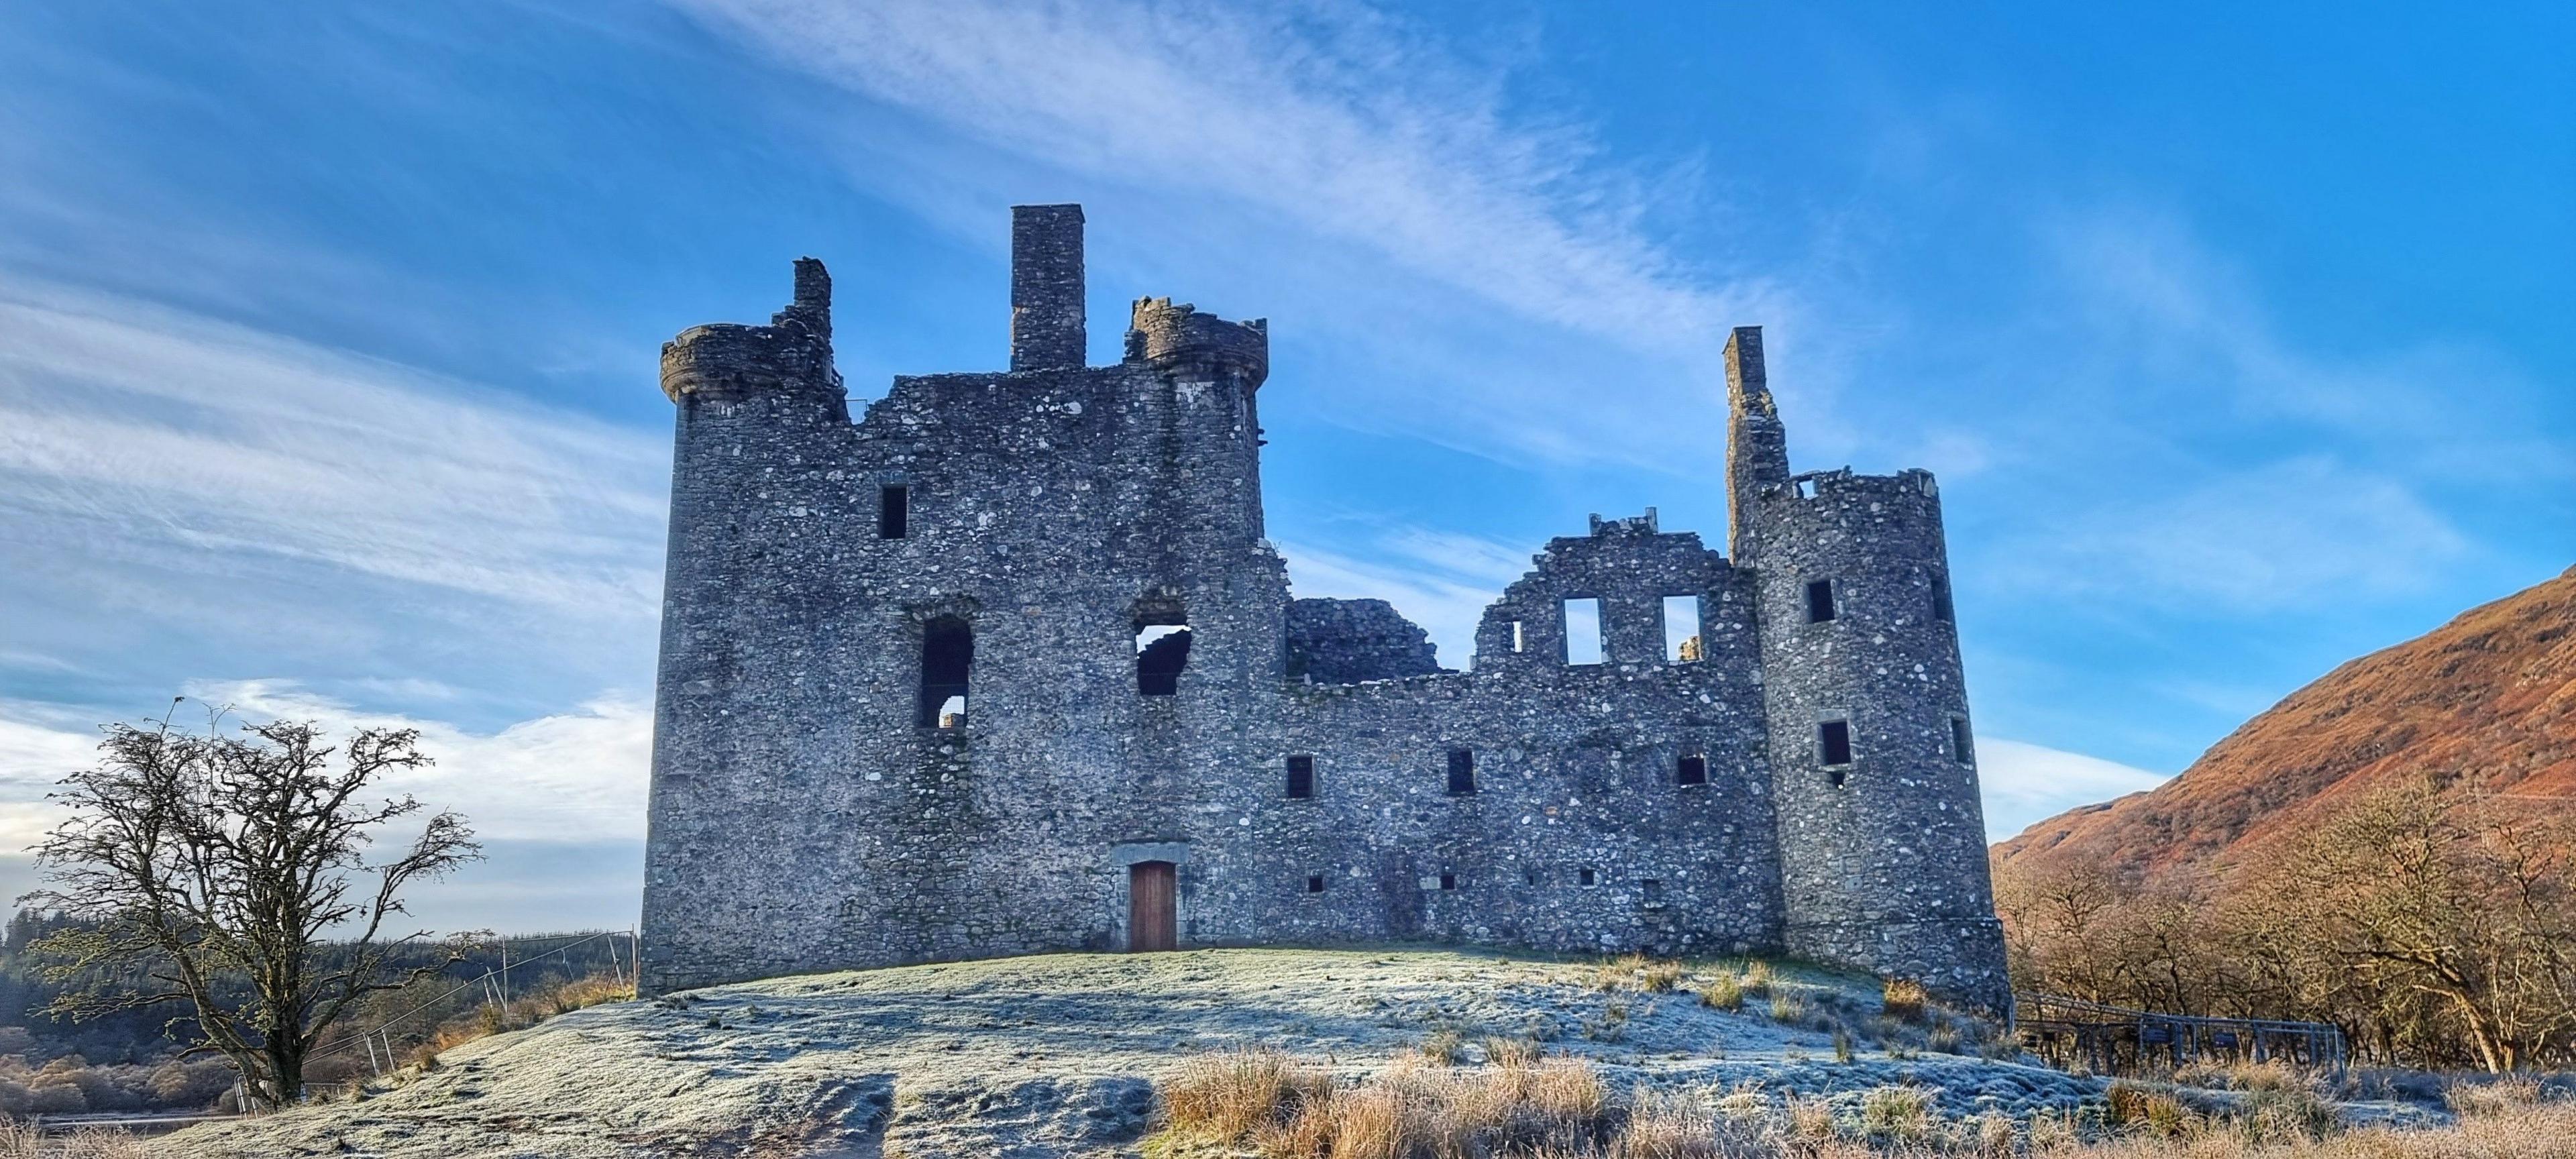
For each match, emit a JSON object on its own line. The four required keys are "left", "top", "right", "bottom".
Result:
{"left": 1128, "top": 861, "right": 1176, "bottom": 951}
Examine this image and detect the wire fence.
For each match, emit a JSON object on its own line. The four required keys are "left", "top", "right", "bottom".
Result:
{"left": 223, "top": 928, "right": 641, "bottom": 1108}
{"left": 2015, "top": 991, "right": 2347, "bottom": 1079}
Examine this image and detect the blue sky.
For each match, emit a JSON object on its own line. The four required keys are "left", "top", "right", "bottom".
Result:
{"left": 0, "top": 1, "right": 2567, "bottom": 934}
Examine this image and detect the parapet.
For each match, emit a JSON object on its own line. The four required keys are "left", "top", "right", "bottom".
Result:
{"left": 661, "top": 258, "right": 841, "bottom": 405}
{"left": 1125, "top": 297, "right": 1268, "bottom": 388}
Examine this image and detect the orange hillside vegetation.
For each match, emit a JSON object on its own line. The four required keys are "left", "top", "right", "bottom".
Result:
{"left": 1993, "top": 565, "right": 2576, "bottom": 881}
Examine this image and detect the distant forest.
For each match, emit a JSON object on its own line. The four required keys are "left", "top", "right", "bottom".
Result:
{"left": 0, "top": 911, "right": 632, "bottom": 1113}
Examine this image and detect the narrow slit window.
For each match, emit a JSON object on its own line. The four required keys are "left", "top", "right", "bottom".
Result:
{"left": 1439, "top": 873, "right": 1458, "bottom": 891}
{"left": 1562, "top": 598, "right": 1604, "bottom": 665}
{"left": 1931, "top": 573, "right": 1955, "bottom": 623}
{"left": 1949, "top": 717, "right": 1975, "bottom": 766}
{"left": 1805, "top": 579, "right": 1837, "bottom": 624}
{"left": 1446, "top": 748, "right": 1476, "bottom": 795}
{"left": 1285, "top": 755, "right": 1316, "bottom": 799}
{"left": 1510, "top": 620, "right": 1525, "bottom": 653}
{"left": 1662, "top": 596, "right": 1702, "bottom": 663}
{"left": 877, "top": 484, "right": 910, "bottom": 539}
{"left": 1676, "top": 753, "right": 1708, "bottom": 786}
{"left": 1578, "top": 867, "right": 1597, "bottom": 887}
{"left": 917, "top": 616, "right": 972, "bottom": 728}
{"left": 1818, "top": 719, "right": 1853, "bottom": 767}
{"left": 1523, "top": 869, "right": 1539, "bottom": 887}
{"left": 1136, "top": 622, "right": 1191, "bottom": 696}
{"left": 1305, "top": 874, "right": 1326, "bottom": 894}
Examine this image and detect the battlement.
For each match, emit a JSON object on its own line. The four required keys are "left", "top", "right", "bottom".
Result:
{"left": 1773, "top": 467, "right": 1940, "bottom": 504}
{"left": 1587, "top": 508, "right": 1660, "bottom": 537}
{"left": 660, "top": 258, "right": 839, "bottom": 405}
{"left": 1125, "top": 297, "right": 1269, "bottom": 388}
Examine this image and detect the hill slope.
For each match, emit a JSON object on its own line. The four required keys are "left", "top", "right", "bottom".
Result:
{"left": 1995, "top": 566, "right": 2576, "bottom": 879}
{"left": 158, "top": 949, "right": 2090, "bottom": 1158}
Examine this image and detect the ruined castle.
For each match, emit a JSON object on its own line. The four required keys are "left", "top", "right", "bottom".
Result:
{"left": 639, "top": 205, "right": 2008, "bottom": 1009}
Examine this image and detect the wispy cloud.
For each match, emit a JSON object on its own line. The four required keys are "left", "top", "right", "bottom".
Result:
{"left": 1989, "top": 455, "right": 2469, "bottom": 611}
{"left": 0, "top": 276, "right": 667, "bottom": 614}
{"left": 671, "top": 0, "right": 1765, "bottom": 355}
{"left": 663, "top": 0, "right": 1801, "bottom": 474}
{"left": 0, "top": 274, "right": 670, "bottom": 704}
{"left": 1976, "top": 738, "right": 2169, "bottom": 842}
{"left": 1281, "top": 525, "right": 1535, "bottom": 668}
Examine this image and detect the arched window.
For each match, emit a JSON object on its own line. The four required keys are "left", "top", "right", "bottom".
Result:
{"left": 918, "top": 616, "right": 972, "bottom": 728}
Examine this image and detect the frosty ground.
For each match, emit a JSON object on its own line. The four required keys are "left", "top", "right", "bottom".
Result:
{"left": 160, "top": 948, "right": 2097, "bottom": 1158}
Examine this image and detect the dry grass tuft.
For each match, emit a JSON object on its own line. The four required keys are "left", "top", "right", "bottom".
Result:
{"left": 1766, "top": 991, "right": 1809, "bottom": 1026}
{"left": 0, "top": 1117, "right": 153, "bottom": 1159}
{"left": 1162, "top": 1049, "right": 1333, "bottom": 1142}
{"left": 1739, "top": 960, "right": 1776, "bottom": 998}
{"left": 1698, "top": 974, "right": 1744, "bottom": 1012}
{"left": 1879, "top": 978, "right": 1929, "bottom": 1024}
{"left": 1858, "top": 1084, "right": 1935, "bottom": 1140}
{"left": 400, "top": 971, "right": 635, "bottom": 1069}
{"left": 2445, "top": 1072, "right": 2544, "bottom": 1118}
{"left": 1152, "top": 1042, "right": 2576, "bottom": 1158}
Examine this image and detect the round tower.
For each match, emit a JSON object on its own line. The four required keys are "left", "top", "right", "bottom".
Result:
{"left": 1725, "top": 329, "right": 2006, "bottom": 1011}
{"left": 641, "top": 258, "right": 856, "bottom": 993}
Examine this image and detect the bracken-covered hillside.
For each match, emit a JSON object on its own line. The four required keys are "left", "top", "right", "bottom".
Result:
{"left": 1994, "top": 565, "right": 2576, "bottom": 880}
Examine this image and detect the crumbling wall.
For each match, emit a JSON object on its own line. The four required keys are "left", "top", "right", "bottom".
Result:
{"left": 1285, "top": 598, "right": 1444, "bottom": 684}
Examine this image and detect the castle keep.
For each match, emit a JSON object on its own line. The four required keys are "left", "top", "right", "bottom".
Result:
{"left": 639, "top": 205, "right": 2008, "bottom": 1008}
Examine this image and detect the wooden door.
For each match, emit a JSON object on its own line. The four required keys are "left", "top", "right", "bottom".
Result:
{"left": 1128, "top": 861, "right": 1176, "bottom": 952}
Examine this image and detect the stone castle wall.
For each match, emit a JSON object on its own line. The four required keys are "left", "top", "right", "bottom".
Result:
{"left": 639, "top": 205, "right": 2008, "bottom": 1011}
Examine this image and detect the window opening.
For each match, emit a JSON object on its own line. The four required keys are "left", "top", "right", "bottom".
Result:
{"left": 1439, "top": 873, "right": 1457, "bottom": 891}
{"left": 1950, "top": 717, "right": 1975, "bottom": 766}
{"left": 1305, "top": 874, "right": 1326, "bottom": 894}
{"left": 1932, "top": 573, "right": 1954, "bottom": 623}
{"left": 1578, "top": 867, "right": 1597, "bottom": 887}
{"left": 1794, "top": 478, "right": 1820, "bottom": 500}
{"left": 1135, "top": 621, "right": 1191, "bottom": 696}
{"left": 1805, "top": 580, "right": 1837, "bottom": 624}
{"left": 1285, "top": 755, "right": 1316, "bottom": 799}
{"left": 918, "top": 616, "right": 972, "bottom": 728}
{"left": 1562, "top": 598, "right": 1603, "bottom": 665}
{"left": 1663, "top": 596, "right": 1702, "bottom": 662}
{"left": 1676, "top": 753, "right": 1708, "bottom": 786}
{"left": 1818, "top": 719, "right": 1853, "bottom": 767}
{"left": 877, "top": 484, "right": 910, "bottom": 539}
{"left": 1523, "top": 869, "right": 1539, "bottom": 887}
{"left": 1642, "top": 879, "right": 1665, "bottom": 903}
{"left": 1446, "top": 749, "right": 1476, "bottom": 795}
{"left": 1510, "top": 620, "right": 1525, "bottom": 653}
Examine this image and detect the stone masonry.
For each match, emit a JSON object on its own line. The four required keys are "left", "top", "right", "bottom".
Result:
{"left": 639, "top": 205, "right": 2009, "bottom": 1009}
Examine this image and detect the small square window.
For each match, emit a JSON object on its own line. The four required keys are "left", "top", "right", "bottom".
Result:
{"left": 1523, "top": 869, "right": 1539, "bottom": 887}
{"left": 878, "top": 484, "right": 910, "bottom": 539}
{"left": 1641, "top": 879, "right": 1665, "bottom": 903}
{"left": 1439, "top": 873, "right": 1457, "bottom": 891}
{"left": 1819, "top": 720, "right": 1853, "bottom": 767}
{"left": 1578, "top": 867, "right": 1597, "bottom": 887}
{"left": 1306, "top": 874, "right": 1326, "bottom": 893}
{"left": 1805, "top": 579, "right": 1837, "bottom": 624}
{"left": 1676, "top": 753, "right": 1708, "bottom": 786}
{"left": 1931, "top": 573, "right": 1954, "bottom": 623}
{"left": 1446, "top": 749, "right": 1476, "bottom": 795}
{"left": 1828, "top": 767, "right": 1847, "bottom": 787}
{"left": 1949, "top": 717, "right": 1975, "bottom": 766}
{"left": 1285, "top": 755, "right": 1316, "bottom": 799}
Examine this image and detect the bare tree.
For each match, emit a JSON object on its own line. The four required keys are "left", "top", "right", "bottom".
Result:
{"left": 21, "top": 707, "right": 482, "bottom": 1105}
